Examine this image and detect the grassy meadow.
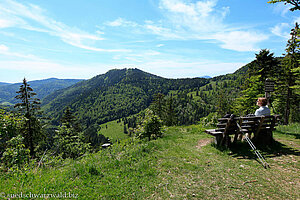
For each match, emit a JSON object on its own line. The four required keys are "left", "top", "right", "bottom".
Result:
{"left": 0, "top": 123, "right": 299, "bottom": 199}
{"left": 99, "top": 120, "right": 129, "bottom": 141}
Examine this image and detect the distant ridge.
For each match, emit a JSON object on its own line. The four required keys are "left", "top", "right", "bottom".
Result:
{"left": 0, "top": 78, "right": 84, "bottom": 104}
{"left": 199, "top": 75, "right": 211, "bottom": 79}
{"left": 0, "top": 82, "right": 11, "bottom": 86}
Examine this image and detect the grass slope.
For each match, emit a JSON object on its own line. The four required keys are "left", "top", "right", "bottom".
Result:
{"left": 99, "top": 120, "right": 129, "bottom": 141}
{"left": 0, "top": 124, "right": 299, "bottom": 199}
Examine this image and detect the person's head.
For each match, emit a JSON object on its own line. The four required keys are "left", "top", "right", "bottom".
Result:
{"left": 256, "top": 97, "right": 268, "bottom": 107}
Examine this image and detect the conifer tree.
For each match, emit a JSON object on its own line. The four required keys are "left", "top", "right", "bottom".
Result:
{"left": 275, "top": 23, "right": 300, "bottom": 124}
{"left": 251, "top": 49, "right": 280, "bottom": 84}
{"left": 55, "top": 107, "right": 90, "bottom": 158}
{"left": 165, "top": 96, "right": 176, "bottom": 126}
{"left": 151, "top": 93, "right": 165, "bottom": 119}
{"left": 14, "top": 78, "right": 43, "bottom": 157}
{"left": 61, "top": 106, "right": 75, "bottom": 128}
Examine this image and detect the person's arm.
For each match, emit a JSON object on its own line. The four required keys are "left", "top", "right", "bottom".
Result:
{"left": 255, "top": 109, "right": 260, "bottom": 116}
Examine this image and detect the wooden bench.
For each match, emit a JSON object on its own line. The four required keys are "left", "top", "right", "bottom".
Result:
{"left": 205, "top": 116, "right": 240, "bottom": 147}
{"left": 238, "top": 115, "right": 279, "bottom": 145}
{"left": 205, "top": 115, "right": 279, "bottom": 147}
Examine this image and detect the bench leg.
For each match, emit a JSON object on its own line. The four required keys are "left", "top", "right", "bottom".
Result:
{"left": 218, "top": 134, "right": 231, "bottom": 147}
{"left": 215, "top": 135, "right": 223, "bottom": 146}
{"left": 252, "top": 131, "right": 274, "bottom": 146}
{"left": 233, "top": 132, "right": 239, "bottom": 143}
{"left": 223, "top": 135, "right": 231, "bottom": 147}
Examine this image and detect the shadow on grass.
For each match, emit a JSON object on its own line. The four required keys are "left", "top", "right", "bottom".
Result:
{"left": 229, "top": 140, "right": 300, "bottom": 159}
{"left": 275, "top": 130, "right": 300, "bottom": 139}
{"left": 213, "top": 139, "right": 300, "bottom": 161}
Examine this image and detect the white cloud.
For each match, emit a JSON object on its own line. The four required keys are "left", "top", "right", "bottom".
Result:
{"left": 0, "top": 0, "right": 127, "bottom": 52}
{"left": 144, "top": 24, "right": 183, "bottom": 39}
{"left": 214, "top": 31, "right": 269, "bottom": 52}
{"left": 105, "top": 18, "right": 138, "bottom": 27}
{"left": 0, "top": 44, "right": 9, "bottom": 51}
{"left": 138, "top": 60, "right": 246, "bottom": 78}
{"left": 121, "top": 50, "right": 161, "bottom": 62}
{"left": 64, "top": 41, "right": 130, "bottom": 52}
{"left": 271, "top": 23, "right": 291, "bottom": 39}
{"left": 156, "top": 44, "right": 165, "bottom": 47}
{"left": 103, "top": 0, "right": 267, "bottom": 52}
{"left": 159, "top": 0, "right": 228, "bottom": 33}
{"left": 271, "top": 15, "right": 300, "bottom": 40}
{"left": 157, "top": 0, "right": 265, "bottom": 51}
{"left": 272, "top": 2, "right": 293, "bottom": 17}
{"left": 0, "top": 59, "right": 136, "bottom": 82}
{"left": 0, "top": 44, "right": 41, "bottom": 59}
{"left": 0, "top": 18, "right": 18, "bottom": 28}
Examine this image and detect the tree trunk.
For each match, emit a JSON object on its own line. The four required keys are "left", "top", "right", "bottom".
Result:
{"left": 284, "top": 87, "right": 291, "bottom": 125}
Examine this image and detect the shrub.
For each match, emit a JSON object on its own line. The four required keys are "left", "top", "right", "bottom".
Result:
{"left": 135, "top": 109, "right": 163, "bottom": 141}
{"left": 54, "top": 125, "right": 90, "bottom": 159}
{"left": 1, "top": 135, "right": 30, "bottom": 171}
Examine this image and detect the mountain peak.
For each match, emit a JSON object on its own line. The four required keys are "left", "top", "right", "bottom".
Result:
{"left": 199, "top": 75, "right": 211, "bottom": 79}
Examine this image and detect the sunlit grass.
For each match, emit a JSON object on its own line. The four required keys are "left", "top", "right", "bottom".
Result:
{"left": 99, "top": 120, "right": 129, "bottom": 141}
{"left": 0, "top": 123, "right": 299, "bottom": 199}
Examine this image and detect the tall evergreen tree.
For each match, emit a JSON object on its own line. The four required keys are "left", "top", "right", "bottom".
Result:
{"left": 275, "top": 23, "right": 300, "bottom": 124}
{"left": 216, "top": 90, "right": 232, "bottom": 117}
{"left": 151, "top": 93, "right": 165, "bottom": 119}
{"left": 61, "top": 106, "right": 76, "bottom": 128}
{"left": 14, "top": 78, "right": 43, "bottom": 157}
{"left": 165, "top": 96, "right": 176, "bottom": 126}
{"left": 233, "top": 49, "right": 280, "bottom": 116}
{"left": 60, "top": 106, "right": 81, "bottom": 132}
{"left": 233, "top": 75, "right": 264, "bottom": 116}
{"left": 252, "top": 49, "right": 280, "bottom": 83}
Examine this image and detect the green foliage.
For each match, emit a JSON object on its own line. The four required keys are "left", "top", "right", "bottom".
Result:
{"left": 164, "top": 95, "right": 177, "bottom": 126}
{"left": 199, "top": 112, "right": 219, "bottom": 127}
{"left": 0, "top": 109, "right": 22, "bottom": 156}
{"left": 135, "top": 109, "right": 163, "bottom": 141}
{"left": 54, "top": 125, "right": 90, "bottom": 159}
{"left": 216, "top": 90, "right": 232, "bottom": 117}
{"left": 150, "top": 91, "right": 213, "bottom": 126}
{"left": 83, "top": 124, "right": 108, "bottom": 151}
{"left": 54, "top": 108, "right": 91, "bottom": 158}
{"left": 1, "top": 124, "right": 298, "bottom": 199}
{"left": 274, "top": 23, "right": 300, "bottom": 124}
{"left": 233, "top": 75, "right": 264, "bottom": 115}
{"left": 268, "top": 0, "right": 300, "bottom": 11}
{"left": 251, "top": 49, "right": 280, "bottom": 84}
{"left": 151, "top": 93, "right": 165, "bottom": 119}
{"left": 14, "top": 78, "right": 46, "bottom": 157}
{"left": 1, "top": 135, "right": 30, "bottom": 171}
{"left": 228, "top": 49, "right": 280, "bottom": 116}
{"left": 42, "top": 68, "right": 209, "bottom": 128}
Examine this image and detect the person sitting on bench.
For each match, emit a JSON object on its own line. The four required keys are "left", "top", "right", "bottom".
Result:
{"left": 255, "top": 97, "right": 270, "bottom": 116}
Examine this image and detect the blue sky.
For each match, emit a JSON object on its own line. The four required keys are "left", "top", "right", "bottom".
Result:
{"left": 0, "top": 0, "right": 299, "bottom": 83}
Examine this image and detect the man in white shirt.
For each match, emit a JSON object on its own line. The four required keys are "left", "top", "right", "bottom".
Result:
{"left": 255, "top": 97, "right": 270, "bottom": 116}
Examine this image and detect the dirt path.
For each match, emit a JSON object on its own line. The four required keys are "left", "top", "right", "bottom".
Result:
{"left": 196, "top": 138, "right": 211, "bottom": 149}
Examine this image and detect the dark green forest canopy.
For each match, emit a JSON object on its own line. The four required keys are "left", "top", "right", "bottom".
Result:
{"left": 41, "top": 68, "right": 212, "bottom": 127}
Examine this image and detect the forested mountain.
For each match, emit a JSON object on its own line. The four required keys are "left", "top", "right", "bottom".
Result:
{"left": 42, "top": 68, "right": 210, "bottom": 127}
{"left": 199, "top": 75, "right": 211, "bottom": 79}
{"left": 0, "top": 78, "right": 84, "bottom": 105}
{"left": 195, "top": 62, "right": 251, "bottom": 116}
{"left": 0, "top": 82, "right": 10, "bottom": 86}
